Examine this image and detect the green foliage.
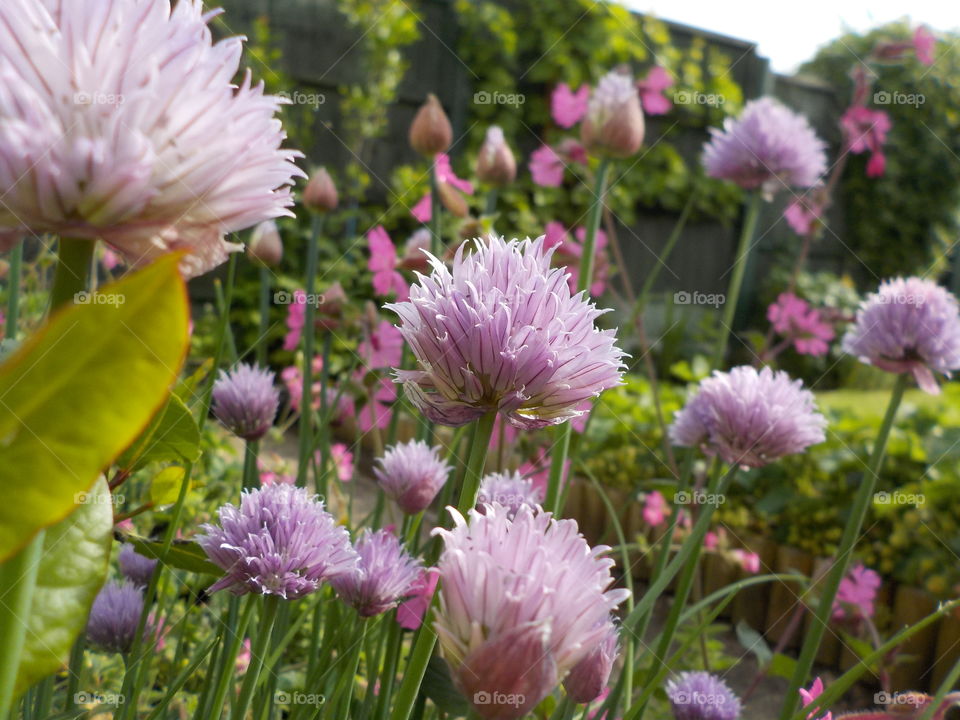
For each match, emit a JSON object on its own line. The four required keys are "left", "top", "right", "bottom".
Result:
{"left": 801, "top": 23, "right": 960, "bottom": 280}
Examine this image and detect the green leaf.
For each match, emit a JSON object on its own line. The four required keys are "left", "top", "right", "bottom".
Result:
{"left": 421, "top": 655, "right": 469, "bottom": 717}
{"left": 14, "top": 477, "right": 113, "bottom": 694}
{"left": 735, "top": 619, "right": 772, "bottom": 667}
{"left": 116, "top": 394, "right": 200, "bottom": 472}
{"left": 149, "top": 466, "right": 189, "bottom": 507}
{"left": 128, "top": 537, "right": 221, "bottom": 576}
{"left": 0, "top": 254, "right": 188, "bottom": 561}
{"left": 768, "top": 652, "right": 797, "bottom": 680}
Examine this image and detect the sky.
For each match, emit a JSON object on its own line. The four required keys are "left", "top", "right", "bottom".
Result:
{"left": 622, "top": 0, "right": 959, "bottom": 73}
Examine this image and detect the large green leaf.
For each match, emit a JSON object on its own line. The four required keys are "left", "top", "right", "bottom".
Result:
{"left": 116, "top": 393, "right": 201, "bottom": 473}
{"left": 14, "top": 477, "right": 113, "bottom": 694}
{"left": 128, "top": 537, "right": 222, "bottom": 576}
{"left": 0, "top": 254, "right": 188, "bottom": 561}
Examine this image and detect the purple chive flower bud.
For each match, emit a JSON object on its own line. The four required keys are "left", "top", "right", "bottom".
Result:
{"left": 331, "top": 529, "right": 422, "bottom": 617}
{"left": 85, "top": 580, "right": 146, "bottom": 654}
{"left": 211, "top": 363, "right": 280, "bottom": 441}
{"left": 842, "top": 277, "right": 960, "bottom": 395}
{"left": 197, "top": 484, "right": 358, "bottom": 599}
{"left": 669, "top": 366, "right": 826, "bottom": 468}
{"left": 118, "top": 544, "right": 157, "bottom": 587}
{"left": 702, "top": 97, "right": 827, "bottom": 198}
{"left": 477, "top": 471, "right": 543, "bottom": 517}
{"left": 562, "top": 621, "right": 619, "bottom": 703}
{"left": 373, "top": 440, "right": 451, "bottom": 515}
{"left": 580, "top": 69, "right": 645, "bottom": 158}
{"left": 432, "top": 504, "right": 630, "bottom": 720}
{"left": 387, "top": 235, "right": 626, "bottom": 429}
{"left": 665, "top": 671, "right": 742, "bottom": 720}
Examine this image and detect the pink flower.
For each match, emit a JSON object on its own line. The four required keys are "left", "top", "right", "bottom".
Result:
{"left": 784, "top": 196, "right": 825, "bottom": 238}
{"left": 636, "top": 66, "right": 673, "bottom": 115}
{"left": 543, "top": 221, "right": 609, "bottom": 296}
{"left": 282, "top": 290, "right": 307, "bottom": 351}
{"left": 530, "top": 145, "right": 565, "bottom": 187}
{"left": 833, "top": 563, "right": 881, "bottom": 622}
{"left": 798, "top": 678, "right": 832, "bottom": 720}
{"left": 101, "top": 247, "right": 123, "bottom": 271}
{"left": 767, "top": 293, "right": 835, "bottom": 357}
{"left": 518, "top": 447, "right": 569, "bottom": 498}
{"left": 551, "top": 83, "right": 590, "bottom": 128}
{"left": 281, "top": 356, "right": 324, "bottom": 413}
{"left": 330, "top": 443, "right": 354, "bottom": 482}
{"left": 731, "top": 550, "right": 761, "bottom": 574}
{"left": 359, "top": 320, "right": 404, "bottom": 369}
{"left": 260, "top": 470, "right": 294, "bottom": 486}
{"left": 841, "top": 107, "right": 892, "bottom": 178}
{"left": 642, "top": 491, "right": 669, "bottom": 527}
{"left": 368, "top": 226, "right": 409, "bottom": 301}
{"left": 356, "top": 375, "right": 397, "bottom": 432}
{"left": 913, "top": 26, "right": 936, "bottom": 66}
{"left": 558, "top": 138, "right": 590, "bottom": 166}
{"left": 410, "top": 154, "right": 474, "bottom": 222}
{"left": 704, "top": 531, "right": 720, "bottom": 550}
{"left": 235, "top": 638, "right": 251, "bottom": 675}
{"left": 396, "top": 568, "right": 438, "bottom": 630}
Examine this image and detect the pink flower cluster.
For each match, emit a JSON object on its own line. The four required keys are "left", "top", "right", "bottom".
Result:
{"left": 767, "top": 292, "right": 835, "bottom": 357}
{"left": 543, "top": 221, "right": 610, "bottom": 296}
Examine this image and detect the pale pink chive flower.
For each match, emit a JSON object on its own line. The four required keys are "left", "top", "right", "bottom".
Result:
{"left": 118, "top": 544, "right": 158, "bottom": 587}
{"left": 581, "top": 69, "right": 645, "bottom": 158}
{"left": 396, "top": 568, "right": 438, "bottom": 630}
{"left": 410, "top": 153, "right": 474, "bottom": 223}
{"left": 197, "top": 484, "right": 358, "bottom": 598}
{"left": 563, "top": 622, "right": 619, "bottom": 703}
{"left": 552, "top": 83, "right": 591, "bottom": 128}
{"left": 368, "top": 226, "right": 410, "bottom": 300}
{"left": 477, "top": 471, "right": 543, "bottom": 517}
{"left": 799, "top": 678, "right": 832, "bottom": 720}
{"left": 702, "top": 97, "right": 827, "bottom": 197}
{"left": 247, "top": 219, "right": 282, "bottom": 267}
{"left": 529, "top": 145, "right": 566, "bottom": 187}
{"left": 387, "top": 235, "right": 626, "bottom": 428}
{"left": 331, "top": 529, "right": 422, "bottom": 617}
{"left": 669, "top": 366, "right": 826, "bottom": 468}
{"left": 767, "top": 293, "right": 835, "bottom": 357}
{"left": 842, "top": 277, "right": 960, "bottom": 395}
{"left": 914, "top": 26, "right": 936, "bottom": 65}
{"left": 636, "top": 66, "right": 674, "bottom": 115}
{"left": 212, "top": 364, "right": 280, "bottom": 441}
{"left": 833, "top": 563, "right": 881, "bottom": 622}
{"left": 86, "top": 580, "right": 148, "bottom": 654}
{"left": 432, "top": 505, "right": 630, "bottom": 720}
{"left": 0, "top": 0, "right": 303, "bottom": 278}
{"left": 841, "top": 107, "right": 892, "bottom": 178}
{"left": 374, "top": 440, "right": 451, "bottom": 515}
{"left": 642, "top": 490, "right": 670, "bottom": 527}
{"left": 665, "top": 671, "right": 741, "bottom": 720}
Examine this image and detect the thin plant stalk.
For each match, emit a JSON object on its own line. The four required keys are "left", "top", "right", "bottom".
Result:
{"left": 297, "top": 215, "right": 323, "bottom": 488}
{"left": 779, "top": 373, "right": 908, "bottom": 720}
{"left": 256, "top": 265, "right": 272, "bottom": 365}
{"left": 429, "top": 169, "right": 442, "bottom": 257}
{"left": 232, "top": 595, "right": 281, "bottom": 720}
{"left": 5, "top": 239, "right": 23, "bottom": 340}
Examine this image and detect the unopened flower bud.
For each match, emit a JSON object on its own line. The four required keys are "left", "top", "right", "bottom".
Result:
{"left": 476, "top": 126, "right": 516, "bottom": 186}
{"left": 303, "top": 167, "right": 338, "bottom": 213}
{"left": 246, "top": 220, "right": 283, "bottom": 266}
{"left": 437, "top": 181, "right": 469, "bottom": 218}
{"left": 563, "top": 624, "right": 618, "bottom": 703}
{"left": 409, "top": 94, "right": 452, "bottom": 157}
{"left": 580, "top": 69, "right": 645, "bottom": 158}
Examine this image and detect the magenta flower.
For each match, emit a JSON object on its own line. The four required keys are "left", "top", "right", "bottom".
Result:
{"left": 282, "top": 290, "right": 307, "bottom": 351}
{"left": 323, "top": 443, "right": 354, "bottom": 483}
{"left": 374, "top": 440, "right": 451, "bottom": 515}
{"left": 833, "top": 563, "right": 881, "bottom": 622}
{"left": 841, "top": 107, "right": 891, "bottom": 178}
{"left": 551, "top": 83, "right": 591, "bottom": 128}
{"left": 388, "top": 236, "right": 626, "bottom": 428}
{"left": 369, "top": 226, "right": 410, "bottom": 300}
{"left": 767, "top": 292, "right": 835, "bottom": 357}
{"left": 665, "top": 671, "right": 741, "bottom": 720}
{"left": 477, "top": 471, "right": 543, "bottom": 517}
{"left": 731, "top": 550, "right": 761, "bottom": 574}
{"left": 914, "top": 26, "right": 936, "bottom": 66}
{"left": 410, "top": 154, "right": 474, "bottom": 222}
{"left": 198, "top": 484, "right": 358, "bottom": 598}
{"left": 281, "top": 356, "right": 324, "bottom": 413}
{"left": 669, "top": 366, "right": 826, "bottom": 468}
{"left": 798, "top": 678, "right": 832, "bottom": 720}
{"left": 642, "top": 490, "right": 670, "bottom": 527}
{"left": 544, "top": 222, "right": 610, "bottom": 297}
{"left": 355, "top": 375, "right": 397, "bottom": 432}
{"left": 0, "top": 0, "right": 303, "bottom": 278}
{"left": 530, "top": 145, "right": 566, "bottom": 187}
{"left": 85, "top": 580, "right": 147, "bottom": 654}
{"left": 212, "top": 364, "right": 280, "bottom": 441}
{"left": 637, "top": 66, "right": 674, "bottom": 115}
{"left": 396, "top": 568, "right": 438, "bottom": 630}
{"left": 562, "top": 622, "right": 619, "bottom": 703}
{"left": 118, "top": 544, "right": 158, "bottom": 588}
{"left": 360, "top": 320, "right": 404, "bottom": 369}
{"left": 702, "top": 97, "right": 827, "bottom": 196}
{"left": 784, "top": 192, "right": 826, "bottom": 238}
{"left": 432, "top": 505, "right": 630, "bottom": 720}
{"left": 331, "top": 530, "right": 422, "bottom": 617}
{"left": 842, "top": 277, "right": 960, "bottom": 394}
